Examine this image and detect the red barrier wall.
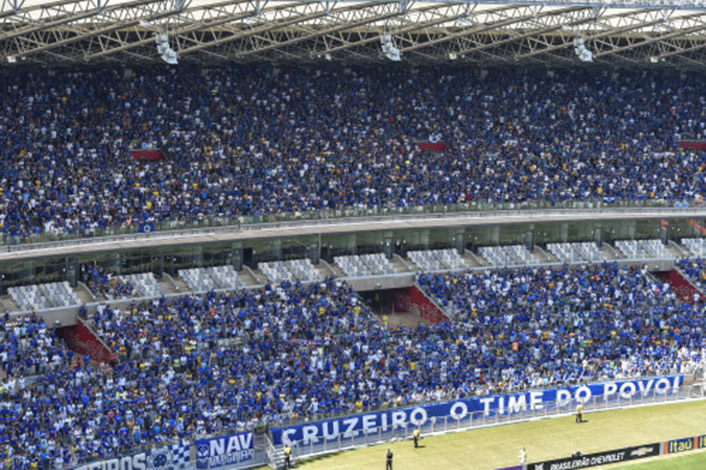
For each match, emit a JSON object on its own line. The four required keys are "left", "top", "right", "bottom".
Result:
{"left": 390, "top": 287, "right": 412, "bottom": 312}
{"left": 56, "top": 317, "right": 116, "bottom": 364}
{"left": 409, "top": 285, "right": 449, "bottom": 324}
{"left": 653, "top": 269, "right": 702, "bottom": 303}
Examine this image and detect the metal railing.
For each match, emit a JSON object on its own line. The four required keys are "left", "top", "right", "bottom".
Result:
{"left": 2, "top": 197, "right": 701, "bottom": 252}
{"left": 54, "top": 378, "right": 704, "bottom": 470}
{"left": 284, "top": 381, "right": 706, "bottom": 463}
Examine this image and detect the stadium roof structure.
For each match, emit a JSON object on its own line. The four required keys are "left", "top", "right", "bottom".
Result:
{"left": 3, "top": 0, "right": 706, "bottom": 67}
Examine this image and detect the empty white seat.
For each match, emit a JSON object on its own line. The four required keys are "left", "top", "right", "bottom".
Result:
{"left": 547, "top": 242, "right": 605, "bottom": 263}
{"left": 178, "top": 268, "right": 217, "bottom": 292}
{"left": 683, "top": 238, "right": 706, "bottom": 256}
{"left": 9, "top": 281, "right": 80, "bottom": 310}
{"left": 207, "top": 265, "right": 244, "bottom": 289}
{"left": 121, "top": 272, "right": 164, "bottom": 298}
{"left": 479, "top": 245, "right": 537, "bottom": 267}
{"left": 616, "top": 239, "right": 670, "bottom": 259}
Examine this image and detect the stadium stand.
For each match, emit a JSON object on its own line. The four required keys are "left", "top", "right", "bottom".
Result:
{"left": 259, "top": 259, "right": 323, "bottom": 284}
{"left": 8, "top": 282, "right": 80, "bottom": 311}
{"left": 334, "top": 255, "right": 374, "bottom": 277}
{"left": 408, "top": 249, "right": 468, "bottom": 272}
{"left": 82, "top": 267, "right": 134, "bottom": 299}
{"left": 6, "top": 1, "right": 706, "bottom": 467}
{"left": 615, "top": 239, "right": 672, "bottom": 259}
{"left": 121, "top": 272, "right": 164, "bottom": 298}
{"left": 416, "top": 264, "right": 704, "bottom": 386}
{"left": 479, "top": 244, "right": 538, "bottom": 266}
{"left": 682, "top": 238, "right": 706, "bottom": 257}
{"left": 0, "top": 313, "right": 69, "bottom": 378}
{"left": 0, "top": 67, "right": 704, "bottom": 241}
{"left": 2, "top": 265, "right": 705, "bottom": 467}
{"left": 42, "top": 281, "right": 81, "bottom": 308}
{"left": 335, "top": 254, "right": 396, "bottom": 276}
{"left": 547, "top": 242, "right": 605, "bottom": 263}
{"left": 259, "top": 261, "right": 297, "bottom": 284}
{"left": 677, "top": 258, "right": 706, "bottom": 290}
{"left": 207, "top": 265, "right": 245, "bottom": 289}
{"left": 8, "top": 284, "right": 51, "bottom": 311}
{"left": 178, "top": 267, "right": 218, "bottom": 292}
{"left": 359, "top": 254, "right": 396, "bottom": 275}
{"left": 5, "top": 44, "right": 706, "bottom": 469}
{"left": 282, "top": 258, "right": 324, "bottom": 283}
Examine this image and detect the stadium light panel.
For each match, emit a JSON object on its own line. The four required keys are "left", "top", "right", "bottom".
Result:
{"left": 162, "top": 48, "right": 178, "bottom": 65}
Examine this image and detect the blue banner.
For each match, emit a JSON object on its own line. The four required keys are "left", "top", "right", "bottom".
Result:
{"left": 195, "top": 431, "right": 254, "bottom": 469}
{"left": 74, "top": 443, "right": 190, "bottom": 470}
{"left": 664, "top": 434, "right": 706, "bottom": 455}
{"left": 139, "top": 222, "right": 155, "bottom": 233}
{"left": 271, "top": 375, "right": 682, "bottom": 445}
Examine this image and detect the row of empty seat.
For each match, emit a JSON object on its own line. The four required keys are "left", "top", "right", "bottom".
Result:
{"left": 547, "top": 242, "right": 605, "bottom": 263}
{"left": 479, "top": 244, "right": 538, "bottom": 266}
{"left": 615, "top": 239, "right": 671, "bottom": 259}
{"left": 334, "top": 254, "right": 395, "bottom": 277}
{"left": 259, "top": 259, "right": 322, "bottom": 284}
{"left": 177, "top": 266, "right": 247, "bottom": 292}
{"left": 7, "top": 237, "right": 706, "bottom": 312}
{"left": 178, "top": 268, "right": 218, "bottom": 292}
{"left": 683, "top": 238, "right": 706, "bottom": 257}
{"left": 121, "top": 272, "right": 164, "bottom": 298}
{"left": 408, "top": 249, "right": 468, "bottom": 272}
{"left": 207, "top": 265, "right": 245, "bottom": 290}
{"left": 334, "top": 255, "right": 373, "bottom": 277}
{"left": 9, "top": 285, "right": 51, "bottom": 311}
{"left": 9, "top": 281, "right": 80, "bottom": 311}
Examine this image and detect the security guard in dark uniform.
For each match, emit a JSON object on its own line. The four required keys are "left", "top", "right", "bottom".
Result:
{"left": 386, "top": 448, "right": 393, "bottom": 470}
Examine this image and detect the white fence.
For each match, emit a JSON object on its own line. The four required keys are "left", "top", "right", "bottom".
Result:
{"left": 66, "top": 377, "right": 704, "bottom": 470}
{"left": 277, "top": 379, "right": 705, "bottom": 466}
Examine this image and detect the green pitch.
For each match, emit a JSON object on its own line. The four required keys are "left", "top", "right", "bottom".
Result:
{"left": 270, "top": 399, "right": 706, "bottom": 470}
{"left": 609, "top": 451, "right": 706, "bottom": 469}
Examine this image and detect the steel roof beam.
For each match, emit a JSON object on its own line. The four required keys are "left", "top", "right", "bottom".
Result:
{"left": 514, "top": 8, "right": 674, "bottom": 59}
{"left": 0, "top": 0, "right": 24, "bottom": 19}
{"left": 83, "top": 0, "right": 260, "bottom": 59}
{"left": 594, "top": 15, "right": 706, "bottom": 57}
{"left": 653, "top": 36, "right": 706, "bottom": 59}
{"left": 9, "top": 1, "right": 182, "bottom": 58}
{"left": 234, "top": 2, "right": 398, "bottom": 57}
{"left": 0, "top": 0, "right": 104, "bottom": 24}
{"left": 451, "top": 7, "right": 622, "bottom": 56}
{"left": 403, "top": 5, "right": 586, "bottom": 53}
{"left": 323, "top": 3, "right": 514, "bottom": 54}
{"left": 178, "top": 2, "right": 336, "bottom": 55}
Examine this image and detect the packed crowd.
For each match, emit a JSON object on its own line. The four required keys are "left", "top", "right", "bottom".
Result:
{"left": 81, "top": 267, "right": 134, "bottom": 300}
{"left": 0, "top": 313, "right": 69, "bottom": 379}
{"left": 417, "top": 264, "right": 705, "bottom": 389}
{"left": 1, "top": 66, "right": 705, "bottom": 239}
{"left": 678, "top": 258, "right": 706, "bottom": 291}
{"left": 2, "top": 265, "right": 705, "bottom": 467}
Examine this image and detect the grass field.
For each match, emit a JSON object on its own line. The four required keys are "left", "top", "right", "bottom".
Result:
{"left": 610, "top": 450, "right": 706, "bottom": 469}
{"left": 274, "top": 400, "right": 706, "bottom": 470}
